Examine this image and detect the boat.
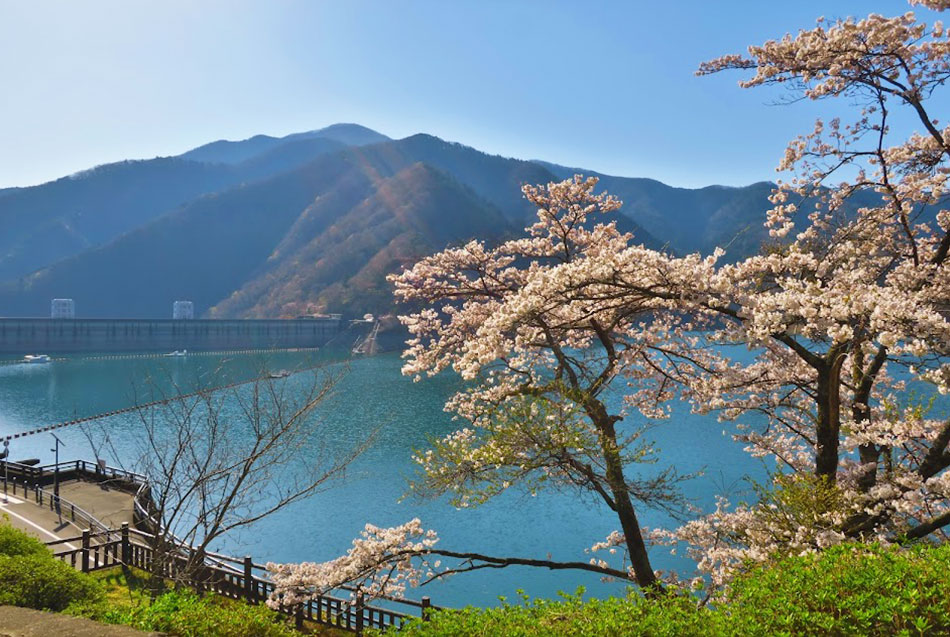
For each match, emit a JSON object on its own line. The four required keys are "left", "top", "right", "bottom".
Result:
{"left": 164, "top": 350, "right": 188, "bottom": 357}
{"left": 22, "top": 354, "right": 51, "bottom": 364}
{"left": 268, "top": 370, "right": 292, "bottom": 379}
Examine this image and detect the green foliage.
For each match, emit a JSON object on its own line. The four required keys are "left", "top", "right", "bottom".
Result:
{"left": 0, "top": 521, "right": 104, "bottom": 612}
{"left": 726, "top": 543, "right": 950, "bottom": 636}
{"left": 391, "top": 543, "right": 950, "bottom": 637}
{"left": 0, "top": 518, "right": 52, "bottom": 557}
{"left": 75, "top": 588, "right": 298, "bottom": 637}
{"left": 0, "top": 554, "right": 104, "bottom": 611}
{"left": 389, "top": 588, "right": 712, "bottom": 637}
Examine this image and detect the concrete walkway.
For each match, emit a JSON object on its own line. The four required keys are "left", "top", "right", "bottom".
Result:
{"left": 0, "top": 607, "right": 160, "bottom": 636}
{"left": 0, "top": 479, "right": 135, "bottom": 547}
{"left": 57, "top": 479, "right": 136, "bottom": 529}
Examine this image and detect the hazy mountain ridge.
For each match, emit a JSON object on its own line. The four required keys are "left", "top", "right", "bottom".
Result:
{"left": 0, "top": 128, "right": 380, "bottom": 282}
{"left": 0, "top": 125, "right": 793, "bottom": 319}
{"left": 179, "top": 123, "right": 390, "bottom": 164}
{"left": 0, "top": 133, "right": 568, "bottom": 318}
{"left": 532, "top": 160, "right": 779, "bottom": 258}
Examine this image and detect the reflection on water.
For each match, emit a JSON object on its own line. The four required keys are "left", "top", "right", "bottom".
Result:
{"left": 0, "top": 349, "right": 766, "bottom": 606}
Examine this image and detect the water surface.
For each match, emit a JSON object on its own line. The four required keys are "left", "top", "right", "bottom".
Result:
{"left": 0, "top": 350, "right": 765, "bottom": 607}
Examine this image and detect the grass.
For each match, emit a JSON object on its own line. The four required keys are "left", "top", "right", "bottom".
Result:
{"left": 78, "top": 566, "right": 349, "bottom": 637}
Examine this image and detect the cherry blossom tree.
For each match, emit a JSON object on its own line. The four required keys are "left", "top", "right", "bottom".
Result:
{"left": 268, "top": 0, "right": 950, "bottom": 603}
{"left": 593, "top": 0, "right": 950, "bottom": 586}
{"left": 265, "top": 177, "right": 691, "bottom": 604}
{"left": 392, "top": 176, "right": 704, "bottom": 592}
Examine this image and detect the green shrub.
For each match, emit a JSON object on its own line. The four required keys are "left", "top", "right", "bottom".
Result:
{"left": 391, "top": 543, "right": 950, "bottom": 637}
{"left": 724, "top": 542, "right": 950, "bottom": 636}
{"left": 97, "top": 589, "right": 297, "bottom": 637}
{"left": 0, "top": 554, "right": 103, "bottom": 611}
{"left": 0, "top": 519, "right": 51, "bottom": 557}
{"left": 387, "top": 590, "right": 712, "bottom": 637}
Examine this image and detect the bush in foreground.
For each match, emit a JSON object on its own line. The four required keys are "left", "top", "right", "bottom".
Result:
{"left": 0, "top": 521, "right": 103, "bottom": 612}
{"left": 0, "top": 519, "right": 52, "bottom": 557}
{"left": 392, "top": 543, "right": 950, "bottom": 637}
{"left": 0, "top": 522, "right": 294, "bottom": 636}
{"left": 84, "top": 589, "right": 298, "bottom": 637}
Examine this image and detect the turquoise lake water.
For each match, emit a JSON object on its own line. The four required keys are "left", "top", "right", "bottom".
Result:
{"left": 0, "top": 349, "right": 766, "bottom": 607}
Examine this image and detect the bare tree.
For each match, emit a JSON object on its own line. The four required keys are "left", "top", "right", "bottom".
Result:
{"left": 87, "top": 362, "right": 372, "bottom": 591}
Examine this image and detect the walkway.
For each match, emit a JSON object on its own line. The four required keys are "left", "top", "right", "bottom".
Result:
{"left": 0, "top": 606, "right": 158, "bottom": 636}
{"left": 0, "top": 479, "right": 135, "bottom": 548}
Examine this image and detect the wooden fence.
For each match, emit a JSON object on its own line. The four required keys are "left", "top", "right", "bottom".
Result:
{"left": 4, "top": 458, "right": 437, "bottom": 633}
{"left": 45, "top": 524, "right": 432, "bottom": 633}
{"left": 1, "top": 458, "right": 145, "bottom": 487}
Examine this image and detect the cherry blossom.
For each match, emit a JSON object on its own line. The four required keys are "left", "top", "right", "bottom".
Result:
{"left": 271, "top": 0, "right": 950, "bottom": 601}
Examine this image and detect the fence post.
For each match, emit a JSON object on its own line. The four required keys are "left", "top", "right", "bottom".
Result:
{"left": 422, "top": 596, "right": 431, "bottom": 622}
{"left": 355, "top": 593, "right": 364, "bottom": 634}
{"left": 243, "top": 556, "right": 255, "bottom": 602}
{"left": 121, "top": 523, "right": 131, "bottom": 565}
{"left": 81, "top": 530, "right": 90, "bottom": 573}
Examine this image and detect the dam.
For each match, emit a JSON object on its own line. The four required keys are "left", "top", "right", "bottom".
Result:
{"left": 0, "top": 317, "right": 342, "bottom": 354}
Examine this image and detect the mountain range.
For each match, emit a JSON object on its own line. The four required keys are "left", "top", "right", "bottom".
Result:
{"left": 0, "top": 124, "right": 790, "bottom": 319}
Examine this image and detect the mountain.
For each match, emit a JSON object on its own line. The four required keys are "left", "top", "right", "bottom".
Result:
{"left": 0, "top": 127, "right": 385, "bottom": 281}
{"left": 0, "top": 126, "right": 795, "bottom": 320}
{"left": 211, "top": 163, "right": 512, "bottom": 318}
{"left": 533, "top": 161, "right": 779, "bottom": 258}
{"left": 179, "top": 123, "right": 390, "bottom": 164}
{"left": 0, "top": 136, "right": 576, "bottom": 318}
{"left": 0, "top": 158, "right": 238, "bottom": 281}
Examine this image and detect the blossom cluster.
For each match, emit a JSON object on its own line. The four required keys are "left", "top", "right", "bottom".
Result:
{"left": 266, "top": 519, "right": 439, "bottom": 606}
{"left": 270, "top": 0, "right": 950, "bottom": 599}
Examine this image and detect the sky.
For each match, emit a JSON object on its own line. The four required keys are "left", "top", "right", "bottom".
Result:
{"left": 0, "top": 0, "right": 942, "bottom": 189}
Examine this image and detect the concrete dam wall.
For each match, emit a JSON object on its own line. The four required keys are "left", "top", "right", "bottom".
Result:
{"left": 0, "top": 318, "right": 342, "bottom": 354}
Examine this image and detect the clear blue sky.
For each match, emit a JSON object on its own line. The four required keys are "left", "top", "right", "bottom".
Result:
{"left": 0, "top": 0, "right": 938, "bottom": 189}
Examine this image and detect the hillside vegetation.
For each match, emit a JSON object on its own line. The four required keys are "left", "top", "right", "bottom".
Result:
{"left": 0, "top": 125, "right": 795, "bottom": 319}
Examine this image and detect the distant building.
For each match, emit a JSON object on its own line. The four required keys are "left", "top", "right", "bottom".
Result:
{"left": 51, "top": 298, "right": 75, "bottom": 319}
{"left": 173, "top": 300, "right": 194, "bottom": 320}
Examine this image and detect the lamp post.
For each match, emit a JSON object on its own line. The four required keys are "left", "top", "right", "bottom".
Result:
{"left": 2, "top": 439, "right": 8, "bottom": 504}
{"left": 50, "top": 434, "right": 65, "bottom": 520}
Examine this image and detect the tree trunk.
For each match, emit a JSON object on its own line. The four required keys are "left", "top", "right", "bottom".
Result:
{"left": 815, "top": 356, "right": 844, "bottom": 481}
{"left": 591, "top": 408, "right": 660, "bottom": 592}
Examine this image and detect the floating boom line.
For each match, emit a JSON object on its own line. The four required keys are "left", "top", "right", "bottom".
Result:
{"left": 1, "top": 365, "right": 319, "bottom": 443}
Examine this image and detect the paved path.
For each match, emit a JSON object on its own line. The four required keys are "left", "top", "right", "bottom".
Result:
{"left": 57, "top": 479, "right": 136, "bottom": 529}
{"left": 0, "top": 606, "right": 159, "bottom": 636}
{"left": 0, "top": 479, "right": 135, "bottom": 547}
{"left": 0, "top": 492, "right": 82, "bottom": 549}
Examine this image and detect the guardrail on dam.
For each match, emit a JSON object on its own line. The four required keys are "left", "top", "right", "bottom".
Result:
{"left": 0, "top": 317, "right": 342, "bottom": 354}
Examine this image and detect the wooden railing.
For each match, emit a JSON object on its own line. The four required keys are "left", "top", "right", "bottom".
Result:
{"left": 1, "top": 458, "right": 146, "bottom": 487}
{"left": 8, "top": 458, "right": 437, "bottom": 633}
{"left": 45, "top": 524, "right": 436, "bottom": 634}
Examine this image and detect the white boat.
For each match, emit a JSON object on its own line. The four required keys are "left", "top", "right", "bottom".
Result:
{"left": 164, "top": 349, "right": 188, "bottom": 357}
{"left": 22, "top": 354, "right": 51, "bottom": 364}
{"left": 268, "top": 370, "right": 291, "bottom": 379}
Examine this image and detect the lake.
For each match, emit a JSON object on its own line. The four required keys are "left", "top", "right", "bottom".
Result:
{"left": 0, "top": 349, "right": 765, "bottom": 607}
